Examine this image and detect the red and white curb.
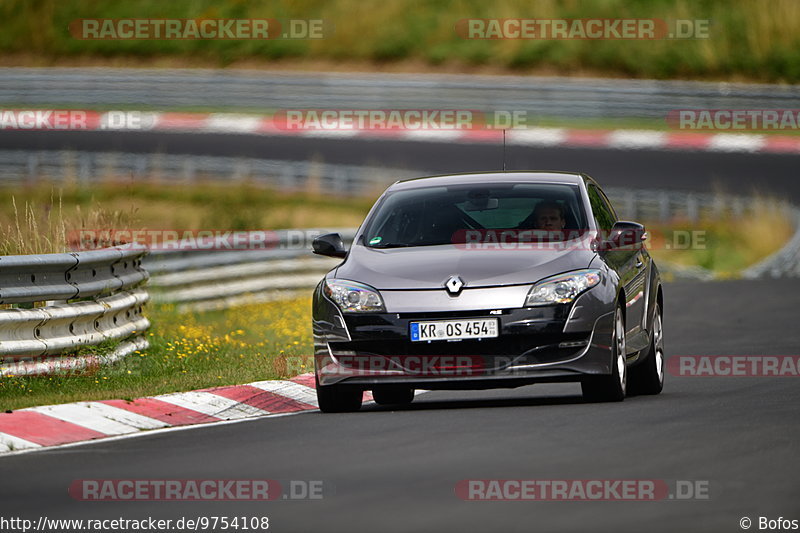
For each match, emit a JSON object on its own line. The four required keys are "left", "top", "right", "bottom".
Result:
{"left": 0, "top": 373, "right": 369, "bottom": 455}
{"left": 138, "top": 112, "right": 800, "bottom": 154}
{"left": 9, "top": 110, "right": 800, "bottom": 154}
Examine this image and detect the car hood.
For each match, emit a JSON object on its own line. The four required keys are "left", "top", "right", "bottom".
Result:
{"left": 334, "top": 241, "right": 597, "bottom": 290}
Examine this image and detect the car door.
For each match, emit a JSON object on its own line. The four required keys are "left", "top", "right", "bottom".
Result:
{"left": 587, "top": 183, "right": 647, "bottom": 341}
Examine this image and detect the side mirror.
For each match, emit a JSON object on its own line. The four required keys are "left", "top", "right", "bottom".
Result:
{"left": 312, "top": 233, "right": 347, "bottom": 258}
{"left": 600, "top": 221, "right": 647, "bottom": 251}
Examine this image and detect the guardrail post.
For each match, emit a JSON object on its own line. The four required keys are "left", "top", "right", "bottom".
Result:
{"left": 686, "top": 194, "right": 699, "bottom": 222}
{"left": 135, "top": 156, "right": 148, "bottom": 179}
{"left": 623, "top": 190, "right": 636, "bottom": 220}
{"left": 732, "top": 197, "right": 744, "bottom": 218}
{"left": 78, "top": 153, "right": 91, "bottom": 186}
{"left": 233, "top": 159, "right": 248, "bottom": 181}
{"left": 279, "top": 164, "right": 294, "bottom": 190}
{"left": 712, "top": 195, "right": 726, "bottom": 219}
{"left": 183, "top": 157, "right": 196, "bottom": 182}
{"left": 330, "top": 166, "right": 346, "bottom": 194}
{"left": 747, "top": 197, "right": 760, "bottom": 216}
{"left": 27, "top": 153, "right": 39, "bottom": 185}
{"left": 659, "top": 192, "right": 670, "bottom": 222}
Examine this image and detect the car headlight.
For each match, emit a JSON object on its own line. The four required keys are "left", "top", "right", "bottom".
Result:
{"left": 324, "top": 279, "right": 386, "bottom": 313}
{"left": 525, "top": 269, "right": 601, "bottom": 306}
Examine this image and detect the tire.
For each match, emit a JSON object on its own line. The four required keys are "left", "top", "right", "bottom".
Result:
{"left": 582, "top": 305, "right": 627, "bottom": 402}
{"left": 373, "top": 386, "right": 415, "bottom": 406}
{"left": 315, "top": 374, "right": 363, "bottom": 413}
{"left": 629, "top": 303, "right": 665, "bottom": 395}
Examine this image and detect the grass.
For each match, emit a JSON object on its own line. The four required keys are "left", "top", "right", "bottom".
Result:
{"left": 1, "top": 0, "right": 800, "bottom": 82}
{"left": 0, "top": 181, "right": 376, "bottom": 255}
{"left": 0, "top": 297, "right": 314, "bottom": 411}
{"left": 647, "top": 197, "right": 795, "bottom": 276}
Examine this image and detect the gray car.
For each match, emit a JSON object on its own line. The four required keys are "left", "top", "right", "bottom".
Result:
{"left": 311, "top": 171, "right": 664, "bottom": 412}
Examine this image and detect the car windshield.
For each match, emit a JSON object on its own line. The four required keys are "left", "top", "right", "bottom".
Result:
{"left": 363, "top": 182, "right": 588, "bottom": 248}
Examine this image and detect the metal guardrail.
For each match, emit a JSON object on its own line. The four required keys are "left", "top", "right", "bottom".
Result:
{"left": 0, "top": 150, "right": 789, "bottom": 225}
{"left": 144, "top": 229, "right": 356, "bottom": 312}
{"left": 0, "top": 289, "right": 149, "bottom": 357}
{"left": 601, "top": 187, "right": 791, "bottom": 223}
{"left": 0, "top": 246, "right": 150, "bottom": 376}
{"left": 0, "top": 150, "right": 414, "bottom": 196}
{"left": 609, "top": 188, "right": 800, "bottom": 280}
{"left": 0, "top": 246, "right": 148, "bottom": 304}
{"left": 1, "top": 68, "right": 799, "bottom": 119}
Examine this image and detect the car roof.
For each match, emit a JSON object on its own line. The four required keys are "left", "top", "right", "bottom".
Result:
{"left": 390, "top": 171, "right": 585, "bottom": 191}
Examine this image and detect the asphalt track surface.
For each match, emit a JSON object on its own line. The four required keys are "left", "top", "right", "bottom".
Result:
{"left": 2, "top": 130, "right": 800, "bottom": 201}
{"left": 1, "top": 279, "right": 799, "bottom": 532}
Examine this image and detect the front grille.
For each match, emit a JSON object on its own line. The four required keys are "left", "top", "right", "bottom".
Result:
{"left": 329, "top": 332, "right": 589, "bottom": 368}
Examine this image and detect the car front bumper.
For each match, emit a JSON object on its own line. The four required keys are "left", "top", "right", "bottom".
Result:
{"left": 313, "top": 282, "right": 617, "bottom": 389}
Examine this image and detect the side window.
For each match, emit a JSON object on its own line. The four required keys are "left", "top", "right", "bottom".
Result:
{"left": 597, "top": 187, "right": 618, "bottom": 220}
{"left": 587, "top": 184, "right": 616, "bottom": 232}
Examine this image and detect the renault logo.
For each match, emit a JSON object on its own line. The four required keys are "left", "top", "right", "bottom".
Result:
{"left": 445, "top": 275, "right": 464, "bottom": 295}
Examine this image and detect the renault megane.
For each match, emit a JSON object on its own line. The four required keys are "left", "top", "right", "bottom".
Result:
{"left": 311, "top": 171, "right": 664, "bottom": 412}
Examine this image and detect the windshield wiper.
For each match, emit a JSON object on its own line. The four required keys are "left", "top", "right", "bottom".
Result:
{"left": 372, "top": 241, "right": 454, "bottom": 248}
{"left": 371, "top": 242, "right": 413, "bottom": 248}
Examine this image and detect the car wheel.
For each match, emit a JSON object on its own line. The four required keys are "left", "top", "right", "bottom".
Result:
{"left": 373, "top": 386, "right": 415, "bottom": 406}
{"left": 629, "top": 303, "right": 664, "bottom": 395}
{"left": 581, "top": 305, "right": 627, "bottom": 402}
{"left": 315, "top": 374, "right": 363, "bottom": 413}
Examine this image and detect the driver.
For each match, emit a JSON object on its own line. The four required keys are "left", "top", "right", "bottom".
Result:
{"left": 518, "top": 200, "right": 566, "bottom": 231}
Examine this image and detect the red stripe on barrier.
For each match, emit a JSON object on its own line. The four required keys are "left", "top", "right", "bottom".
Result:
{"left": 461, "top": 129, "right": 504, "bottom": 142}
{"left": 565, "top": 129, "right": 610, "bottom": 146}
{"left": 154, "top": 112, "right": 210, "bottom": 130}
{"left": 762, "top": 136, "right": 800, "bottom": 153}
{"left": 0, "top": 411, "right": 106, "bottom": 446}
{"left": 258, "top": 117, "right": 284, "bottom": 134}
{"left": 664, "top": 133, "right": 713, "bottom": 149}
{"left": 99, "top": 398, "right": 220, "bottom": 426}
{"left": 357, "top": 129, "right": 414, "bottom": 139}
{"left": 206, "top": 385, "right": 315, "bottom": 413}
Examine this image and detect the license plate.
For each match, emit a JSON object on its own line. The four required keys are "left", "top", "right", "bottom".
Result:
{"left": 410, "top": 318, "right": 499, "bottom": 342}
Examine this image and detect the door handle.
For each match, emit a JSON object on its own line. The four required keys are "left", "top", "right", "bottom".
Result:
{"left": 635, "top": 258, "right": 644, "bottom": 269}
